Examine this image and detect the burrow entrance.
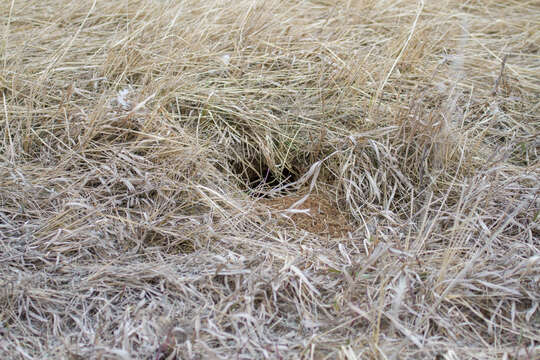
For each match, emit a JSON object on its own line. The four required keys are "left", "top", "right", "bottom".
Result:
{"left": 231, "top": 154, "right": 300, "bottom": 197}
{"left": 229, "top": 147, "right": 352, "bottom": 237}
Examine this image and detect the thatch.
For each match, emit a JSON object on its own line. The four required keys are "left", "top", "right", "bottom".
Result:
{"left": 1, "top": 0, "right": 538, "bottom": 359}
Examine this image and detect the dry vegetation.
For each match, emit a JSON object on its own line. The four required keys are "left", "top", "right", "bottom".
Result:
{"left": 1, "top": 0, "right": 539, "bottom": 359}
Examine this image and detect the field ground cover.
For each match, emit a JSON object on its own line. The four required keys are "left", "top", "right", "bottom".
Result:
{"left": 1, "top": 0, "right": 539, "bottom": 358}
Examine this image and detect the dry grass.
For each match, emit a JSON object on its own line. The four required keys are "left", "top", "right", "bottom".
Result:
{"left": 1, "top": 0, "right": 539, "bottom": 359}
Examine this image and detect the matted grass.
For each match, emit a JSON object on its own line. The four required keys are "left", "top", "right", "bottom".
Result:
{"left": 1, "top": 0, "right": 538, "bottom": 359}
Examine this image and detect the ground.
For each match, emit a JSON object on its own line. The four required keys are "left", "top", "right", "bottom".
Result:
{"left": 0, "top": 0, "right": 539, "bottom": 359}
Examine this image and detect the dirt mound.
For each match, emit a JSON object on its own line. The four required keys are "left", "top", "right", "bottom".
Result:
{"left": 260, "top": 192, "right": 352, "bottom": 237}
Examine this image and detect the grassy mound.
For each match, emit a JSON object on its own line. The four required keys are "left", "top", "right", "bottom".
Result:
{"left": 1, "top": 0, "right": 538, "bottom": 358}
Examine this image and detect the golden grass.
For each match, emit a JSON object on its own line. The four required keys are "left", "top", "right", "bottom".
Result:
{"left": 1, "top": 0, "right": 539, "bottom": 358}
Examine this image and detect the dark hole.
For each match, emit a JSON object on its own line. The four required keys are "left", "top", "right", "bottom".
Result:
{"left": 249, "top": 166, "right": 296, "bottom": 195}
{"left": 233, "top": 157, "right": 299, "bottom": 198}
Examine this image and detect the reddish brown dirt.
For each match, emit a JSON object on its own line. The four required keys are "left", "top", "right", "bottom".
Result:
{"left": 259, "top": 192, "right": 352, "bottom": 237}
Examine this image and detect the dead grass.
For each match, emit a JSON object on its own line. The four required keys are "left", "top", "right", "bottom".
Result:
{"left": 1, "top": 0, "right": 539, "bottom": 359}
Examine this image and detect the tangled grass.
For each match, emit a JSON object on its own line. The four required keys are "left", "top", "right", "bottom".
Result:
{"left": 1, "top": 0, "right": 538, "bottom": 359}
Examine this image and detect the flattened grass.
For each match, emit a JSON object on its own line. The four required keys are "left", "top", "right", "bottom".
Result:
{"left": 1, "top": 0, "right": 538, "bottom": 358}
